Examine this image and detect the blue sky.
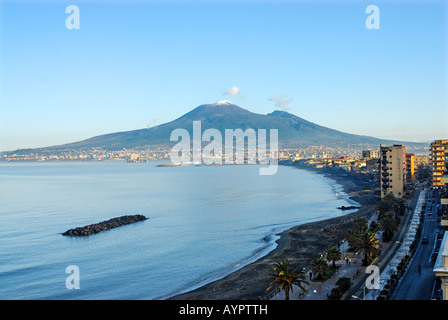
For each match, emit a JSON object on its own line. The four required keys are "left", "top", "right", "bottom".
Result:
{"left": 0, "top": 0, "right": 447, "bottom": 151}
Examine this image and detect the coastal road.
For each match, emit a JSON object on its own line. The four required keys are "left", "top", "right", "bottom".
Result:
{"left": 390, "top": 188, "right": 441, "bottom": 300}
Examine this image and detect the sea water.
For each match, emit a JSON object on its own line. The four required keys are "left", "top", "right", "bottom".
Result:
{"left": 0, "top": 160, "right": 357, "bottom": 299}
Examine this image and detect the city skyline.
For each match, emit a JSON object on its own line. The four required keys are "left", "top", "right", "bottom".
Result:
{"left": 0, "top": 0, "right": 447, "bottom": 152}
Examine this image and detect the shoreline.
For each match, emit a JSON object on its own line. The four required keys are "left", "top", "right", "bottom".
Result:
{"left": 169, "top": 163, "right": 379, "bottom": 300}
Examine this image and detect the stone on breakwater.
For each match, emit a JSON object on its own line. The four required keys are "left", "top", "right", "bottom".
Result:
{"left": 337, "top": 205, "right": 359, "bottom": 210}
{"left": 62, "top": 214, "right": 148, "bottom": 236}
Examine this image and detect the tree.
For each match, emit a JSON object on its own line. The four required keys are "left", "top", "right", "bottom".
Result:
{"left": 351, "top": 231, "right": 380, "bottom": 266}
{"left": 416, "top": 164, "right": 431, "bottom": 181}
{"left": 393, "top": 198, "right": 406, "bottom": 217}
{"left": 311, "top": 258, "right": 329, "bottom": 280}
{"left": 353, "top": 218, "right": 368, "bottom": 234}
{"left": 383, "top": 193, "right": 395, "bottom": 207}
{"left": 376, "top": 200, "right": 390, "bottom": 216}
{"left": 325, "top": 247, "right": 342, "bottom": 269}
{"left": 378, "top": 213, "right": 398, "bottom": 242}
{"left": 376, "top": 193, "right": 396, "bottom": 217}
{"left": 265, "top": 259, "right": 309, "bottom": 300}
{"left": 369, "top": 220, "right": 379, "bottom": 233}
{"left": 346, "top": 218, "right": 368, "bottom": 249}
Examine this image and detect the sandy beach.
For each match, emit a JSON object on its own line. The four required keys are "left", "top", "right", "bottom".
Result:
{"left": 170, "top": 164, "right": 379, "bottom": 300}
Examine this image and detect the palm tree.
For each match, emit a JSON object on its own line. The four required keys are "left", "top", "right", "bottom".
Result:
{"left": 266, "top": 259, "right": 309, "bottom": 300}
{"left": 393, "top": 198, "right": 406, "bottom": 217}
{"left": 326, "top": 247, "right": 342, "bottom": 269}
{"left": 376, "top": 200, "right": 390, "bottom": 217}
{"left": 376, "top": 193, "right": 395, "bottom": 218}
{"left": 311, "top": 258, "right": 329, "bottom": 280}
{"left": 378, "top": 213, "right": 398, "bottom": 242}
{"left": 351, "top": 231, "right": 380, "bottom": 266}
{"left": 383, "top": 193, "right": 395, "bottom": 206}
{"left": 353, "top": 218, "right": 368, "bottom": 233}
{"left": 346, "top": 218, "right": 368, "bottom": 249}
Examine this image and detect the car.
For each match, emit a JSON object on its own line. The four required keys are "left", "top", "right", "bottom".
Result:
{"left": 422, "top": 237, "right": 429, "bottom": 244}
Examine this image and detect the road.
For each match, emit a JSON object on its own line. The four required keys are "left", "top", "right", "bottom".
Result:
{"left": 390, "top": 188, "right": 443, "bottom": 300}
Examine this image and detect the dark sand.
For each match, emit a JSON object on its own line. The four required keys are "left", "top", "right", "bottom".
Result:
{"left": 170, "top": 164, "right": 379, "bottom": 300}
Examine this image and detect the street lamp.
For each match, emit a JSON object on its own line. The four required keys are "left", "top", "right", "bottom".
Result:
{"left": 352, "top": 290, "right": 367, "bottom": 300}
{"left": 351, "top": 285, "right": 367, "bottom": 300}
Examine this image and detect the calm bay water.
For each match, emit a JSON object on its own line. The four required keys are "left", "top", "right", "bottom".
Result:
{"left": 0, "top": 160, "right": 357, "bottom": 300}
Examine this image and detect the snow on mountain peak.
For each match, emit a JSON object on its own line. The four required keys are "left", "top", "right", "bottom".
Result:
{"left": 215, "top": 100, "right": 234, "bottom": 105}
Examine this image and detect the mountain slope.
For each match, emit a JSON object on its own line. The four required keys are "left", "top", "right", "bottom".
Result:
{"left": 42, "top": 101, "right": 423, "bottom": 150}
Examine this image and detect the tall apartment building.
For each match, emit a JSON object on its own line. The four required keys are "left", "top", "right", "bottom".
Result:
{"left": 379, "top": 145, "right": 406, "bottom": 198}
{"left": 406, "top": 153, "right": 415, "bottom": 184}
{"left": 430, "top": 140, "right": 448, "bottom": 187}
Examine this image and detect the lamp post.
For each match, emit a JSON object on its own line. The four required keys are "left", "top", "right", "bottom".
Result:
{"left": 352, "top": 287, "right": 366, "bottom": 300}
{"left": 352, "top": 285, "right": 367, "bottom": 300}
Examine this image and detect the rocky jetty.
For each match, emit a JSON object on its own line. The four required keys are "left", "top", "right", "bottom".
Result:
{"left": 62, "top": 214, "right": 147, "bottom": 236}
{"left": 337, "top": 205, "right": 360, "bottom": 210}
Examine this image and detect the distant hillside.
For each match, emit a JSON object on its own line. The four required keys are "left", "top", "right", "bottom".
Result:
{"left": 14, "top": 100, "right": 429, "bottom": 152}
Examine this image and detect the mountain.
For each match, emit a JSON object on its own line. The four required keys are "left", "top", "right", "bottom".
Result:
{"left": 26, "top": 101, "right": 427, "bottom": 151}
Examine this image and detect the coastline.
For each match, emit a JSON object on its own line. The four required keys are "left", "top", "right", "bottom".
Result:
{"left": 169, "top": 163, "right": 379, "bottom": 300}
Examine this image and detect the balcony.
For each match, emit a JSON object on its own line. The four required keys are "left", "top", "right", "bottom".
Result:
{"left": 433, "top": 163, "right": 446, "bottom": 168}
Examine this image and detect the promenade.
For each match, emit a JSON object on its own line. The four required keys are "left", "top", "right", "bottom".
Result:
{"left": 271, "top": 213, "right": 379, "bottom": 300}
{"left": 359, "top": 189, "right": 425, "bottom": 300}
{"left": 270, "top": 189, "right": 425, "bottom": 301}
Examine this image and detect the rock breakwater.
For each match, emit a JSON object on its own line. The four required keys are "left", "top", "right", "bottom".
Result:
{"left": 62, "top": 214, "right": 147, "bottom": 236}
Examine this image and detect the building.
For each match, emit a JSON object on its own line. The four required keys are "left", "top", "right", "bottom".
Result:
{"left": 366, "top": 158, "right": 379, "bottom": 174}
{"left": 406, "top": 153, "right": 415, "bottom": 184}
{"left": 379, "top": 145, "right": 406, "bottom": 198}
{"left": 362, "top": 149, "right": 379, "bottom": 159}
{"left": 434, "top": 232, "right": 448, "bottom": 300}
{"left": 440, "top": 173, "right": 448, "bottom": 228}
{"left": 434, "top": 152, "right": 448, "bottom": 298}
{"left": 414, "top": 155, "right": 429, "bottom": 168}
{"left": 430, "top": 140, "right": 448, "bottom": 187}
{"left": 434, "top": 169, "right": 448, "bottom": 299}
